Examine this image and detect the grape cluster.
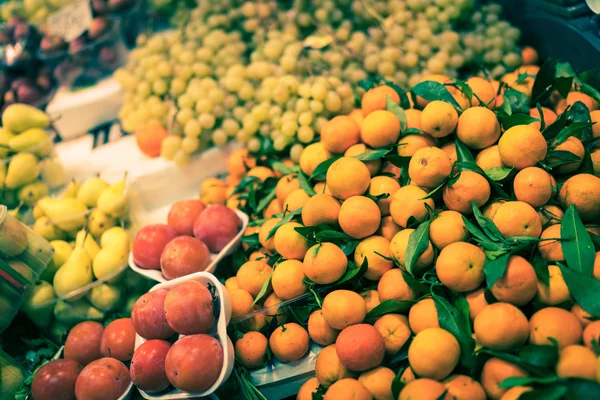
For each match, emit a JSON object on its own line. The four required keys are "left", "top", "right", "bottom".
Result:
{"left": 115, "top": 0, "right": 523, "bottom": 165}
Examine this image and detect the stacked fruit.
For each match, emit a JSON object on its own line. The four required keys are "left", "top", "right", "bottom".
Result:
{"left": 114, "top": 0, "right": 524, "bottom": 164}
{"left": 218, "top": 59, "right": 600, "bottom": 399}
{"left": 0, "top": 104, "right": 66, "bottom": 212}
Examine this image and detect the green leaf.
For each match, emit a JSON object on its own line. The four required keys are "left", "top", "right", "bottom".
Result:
{"left": 383, "top": 79, "right": 412, "bottom": 109}
{"left": 559, "top": 264, "right": 600, "bottom": 317}
{"left": 315, "top": 230, "right": 353, "bottom": 242}
{"left": 520, "top": 385, "right": 567, "bottom": 400}
{"left": 536, "top": 103, "right": 546, "bottom": 131}
{"left": 580, "top": 82, "right": 600, "bottom": 108}
{"left": 564, "top": 378, "right": 600, "bottom": 399}
{"left": 252, "top": 269, "right": 273, "bottom": 306}
{"left": 387, "top": 97, "right": 407, "bottom": 132}
{"left": 402, "top": 269, "right": 431, "bottom": 293}
{"left": 267, "top": 208, "right": 303, "bottom": 240}
{"left": 499, "top": 375, "right": 561, "bottom": 390}
{"left": 354, "top": 148, "right": 392, "bottom": 161}
{"left": 472, "top": 201, "right": 505, "bottom": 242}
{"left": 484, "top": 251, "right": 511, "bottom": 288}
{"left": 560, "top": 205, "right": 595, "bottom": 276}
{"left": 455, "top": 139, "right": 476, "bottom": 163}
{"left": 404, "top": 220, "right": 431, "bottom": 275}
{"left": 366, "top": 299, "right": 416, "bottom": 319}
{"left": 531, "top": 254, "right": 550, "bottom": 286}
{"left": 420, "top": 178, "right": 447, "bottom": 200}
{"left": 543, "top": 110, "right": 568, "bottom": 140}
{"left": 391, "top": 369, "right": 407, "bottom": 400}
{"left": 455, "top": 161, "right": 509, "bottom": 198}
{"left": 462, "top": 216, "right": 499, "bottom": 248}
{"left": 497, "top": 113, "right": 539, "bottom": 130}
{"left": 411, "top": 81, "right": 462, "bottom": 113}
{"left": 231, "top": 175, "right": 259, "bottom": 195}
{"left": 530, "top": 58, "right": 558, "bottom": 106}
{"left": 241, "top": 233, "right": 260, "bottom": 248}
{"left": 566, "top": 102, "right": 593, "bottom": 141}
{"left": 256, "top": 186, "right": 277, "bottom": 214}
{"left": 336, "top": 259, "right": 368, "bottom": 285}
{"left": 432, "top": 293, "right": 476, "bottom": 369}
{"left": 503, "top": 89, "right": 530, "bottom": 114}
{"left": 518, "top": 345, "right": 559, "bottom": 368}
{"left": 298, "top": 171, "right": 317, "bottom": 196}
{"left": 357, "top": 79, "right": 377, "bottom": 92}
{"left": 556, "top": 62, "right": 577, "bottom": 97}
{"left": 270, "top": 161, "right": 296, "bottom": 176}
{"left": 494, "top": 99, "right": 512, "bottom": 116}
{"left": 403, "top": 127, "right": 424, "bottom": 135}
{"left": 340, "top": 240, "right": 360, "bottom": 256}
{"left": 310, "top": 156, "right": 342, "bottom": 180}
{"left": 484, "top": 167, "right": 513, "bottom": 181}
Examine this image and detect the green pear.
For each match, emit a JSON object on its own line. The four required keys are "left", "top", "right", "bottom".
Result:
{"left": 97, "top": 175, "right": 128, "bottom": 218}
{"left": 32, "top": 201, "right": 45, "bottom": 219}
{"left": 88, "top": 210, "right": 116, "bottom": 240}
{"left": 18, "top": 181, "right": 49, "bottom": 206}
{"left": 53, "top": 247, "right": 93, "bottom": 299}
{"left": 23, "top": 0, "right": 44, "bottom": 15}
{"left": 40, "top": 240, "right": 73, "bottom": 282}
{"left": 77, "top": 176, "right": 110, "bottom": 208}
{"left": 92, "top": 246, "right": 128, "bottom": 280}
{"left": 38, "top": 197, "right": 88, "bottom": 232}
{"left": 33, "top": 216, "right": 66, "bottom": 241}
{"left": 39, "top": 158, "right": 67, "bottom": 189}
{"left": 2, "top": 103, "right": 50, "bottom": 133}
{"left": 75, "top": 230, "right": 101, "bottom": 260}
{"left": 0, "top": 364, "right": 25, "bottom": 400}
{"left": 53, "top": 299, "right": 104, "bottom": 325}
{"left": 8, "top": 128, "right": 51, "bottom": 157}
{"left": 0, "top": 209, "right": 28, "bottom": 257}
{"left": 100, "top": 226, "right": 130, "bottom": 252}
{"left": 0, "top": 128, "right": 15, "bottom": 158}
{"left": 48, "top": 321, "right": 69, "bottom": 343}
{"left": 87, "top": 283, "right": 122, "bottom": 311}
{"left": 21, "top": 280, "right": 55, "bottom": 328}
{"left": 61, "top": 179, "right": 80, "bottom": 199}
{"left": 4, "top": 153, "right": 39, "bottom": 189}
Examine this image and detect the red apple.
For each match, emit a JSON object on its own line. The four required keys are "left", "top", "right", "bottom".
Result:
{"left": 160, "top": 236, "right": 210, "bottom": 280}
{"left": 100, "top": 318, "right": 136, "bottom": 362}
{"left": 75, "top": 358, "right": 130, "bottom": 400}
{"left": 193, "top": 205, "right": 241, "bottom": 252}
{"left": 31, "top": 359, "right": 82, "bottom": 400}
{"left": 164, "top": 281, "right": 215, "bottom": 335}
{"left": 131, "top": 289, "right": 174, "bottom": 340}
{"left": 130, "top": 339, "right": 171, "bottom": 393}
{"left": 64, "top": 321, "right": 104, "bottom": 367}
{"left": 167, "top": 200, "right": 206, "bottom": 236}
{"left": 132, "top": 224, "right": 178, "bottom": 270}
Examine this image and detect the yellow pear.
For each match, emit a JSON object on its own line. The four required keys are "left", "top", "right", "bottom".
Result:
{"left": 87, "top": 283, "right": 122, "bottom": 312}
{"left": 21, "top": 281, "right": 55, "bottom": 328}
{"left": 40, "top": 240, "right": 73, "bottom": 282}
{"left": 33, "top": 216, "right": 66, "bottom": 241}
{"left": 61, "top": 179, "right": 80, "bottom": 198}
{"left": 92, "top": 246, "right": 128, "bottom": 280}
{"left": 87, "top": 210, "right": 116, "bottom": 240}
{"left": 39, "top": 159, "right": 67, "bottom": 189}
{"left": 0, "top": 127, "right": 15, "bottom": 158}
{"left": 53, "top": 247, "right": 93, "bottom": 300}
{"left": 38, "top": 197, "right": 88, "bottom": 232}
{"left": 75, "top": 230, "right": 101, "bottom": 260}
{"left": 5, "top": 153, "right": 39, "bottom": 189}
{"left": 18, "top": 181, "right": 49, "bottom": 206}
{"left": 8, "top": 128, "right": 51, "bottom": 157}
{"left": 97, "top": 174, "right": 128, "bottom": 218}
{"left": 77, "top": 176, "right": 110, "bottom": 208}
{"left": 2, "top": 103, "right": 50, "bottom": 133}
{"left": 100, "top": 226, "right": 130, "bottom": 252}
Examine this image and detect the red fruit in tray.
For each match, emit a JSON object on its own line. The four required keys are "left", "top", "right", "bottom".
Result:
{"left": 68, "top": 37, "right": 87, "bottom": 55}
{"left": 88, "top": 18, "right": 110, "bottom": 40}
{"left": 132, "top": 224, "right": 178, "bottom": 270}
{"left": 130, "top": 339, "right": 171, "bottom": 393}
{"left": 164, "top": 281, "right": 215, "bottom": 335}
{"left": 193, "top": 204, "right": 241, "bottom": 253}
{"left": 165, "top": 334, "right": 224, "bottom": 393}
{"left": 131, "top": 289, "right": 175, "bottom": 340}
{"left": 160, "top": 236, "right": 210, "bottom": 280}
{"left": 99, "top": 46, "right": 118, "bottom": 68}
{"left": 64, "top": 321, "right": 104, "bottom": 367}
{"left": 40, "top": 35, "right": 67, "bottom": 54}
{"left": 75, "top": 358, "right": 130, "bottom": 400}
{"left": 100, "top": 318, "right": 136, "bottom": 361}
{"left": 167, "top": 200, "right": 206, "bottom": 236}
{"left": 31, "top": 359, "right": 82, "bottom": 400}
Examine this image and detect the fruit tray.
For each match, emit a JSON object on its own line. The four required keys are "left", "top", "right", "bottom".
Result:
{"left": 133, "top": 271, "right": 234, "bottom": 399}
{"left": 0, "top": 349, "right": 28, "bottom": 399}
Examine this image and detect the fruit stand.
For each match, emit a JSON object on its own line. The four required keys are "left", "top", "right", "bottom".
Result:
{"left": 2, "top": 1, "right": 600, "bottom": 400}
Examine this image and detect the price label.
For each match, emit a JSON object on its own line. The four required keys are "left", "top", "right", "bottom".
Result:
{"left": 47, "top": 0, "right": 93, "bottom": 42}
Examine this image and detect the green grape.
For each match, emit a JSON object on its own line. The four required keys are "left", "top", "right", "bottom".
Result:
{"left": 247, "top": 138, "right": 261, "bottom": 153}
{"left": 233, "top": 107, "right": 248, "bottom": 121}
{"left": 152, "top": 79, "right": 168, "bottom": 95}
{"left": 212, "top": 129, "right": 228, "bottom": 146}
{"left": 170, "top": 78, "right": 187, "bottom": 96}
{"left": 298, "top": 111, "right": 314, "bottom": 127}
{"left": 181, "top": 137, "right": 201, "bottom": 154}
{"left": 178, "top": 94, "right": 195, "bottom": 109}
{"left": 289, "top": 143, "right": 304, "bottom": 162}
{"left": 199, "top": 113, "right": 216, "bottom": 129}
{"left": 310, "top": 100, "right": 324, "bottom": 114}
{"left": 273, "top": 136, "right": 287, "bottom": 151}
{"left": 176, "top": 108, "right": 195, "bottom": 125}
{"left": 297, "top": 126, "right": 315, "bottom": 143}
{"left": 236, "top": 129, "right": 251, "bottom": 143}
{"left": 195, "top": 99, "right": 214, "bottom": 114}
{"left": 161, "top": 136, "right": 182, "bottom": 160}
{"left": 281, "top": 120, "right": 298, "bottom": 137}
{"left": 173, "top": 150, "right": 191, "bottom": 166}
{"left": 184, "top": 119, "right": 202, "bottom": 137}
{"left": 137, "top": 81, "right": 152, "bottom": 98}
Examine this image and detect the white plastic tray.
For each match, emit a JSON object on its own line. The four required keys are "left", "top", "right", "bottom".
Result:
{"left": 133, "top": 272, "right": 234, "bottom": 399}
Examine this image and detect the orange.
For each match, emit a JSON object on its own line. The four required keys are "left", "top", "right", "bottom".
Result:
{"left": 249, "top": 249, "right": 269, "bottom": 261}
{"left": 421, "top": 100, "right": 459, "bottom": 138}
{"left": 538, "top": 224, "right": 564, "bottom": 262}
{"left": 303, "top": 242, "right": 347, "bottom": 284}
{"left": 436, "top": 242, "right": 485, "bottom": 292}
{"left": 513, "top": 167, "right": 553, "bottom": 207}
{"left": 271, "top": 259, "right": 307, "bottom": 300}
{"left": 556, "top": 344, "right": 596, "bottom": 380}
{"left": 441, "top": 141, "right": 458, "bottom": 166}
{"left": 480, "top": 358, "right": 528, "bottom": 400}
{"left": 408, "top": 298, "right": 439, "bottom": 334}
{"left": 320, "top": 115, "right": 361, "bottom": 154}
{"left": 269, "top": 323, "right": 310, "bottom": 362}
{"left": 443, "top": 374, "right": 487, "bottom": 400}
{"left": 275, "top": 175, "right": 300, "bottom": 204}
{"left": 490, "top": 255, "right": 538, "bottom": 306}
{"left": 415, "top": 74, "right": 451, "bottom": 107}
{"left": 591, "top": 110, "right": 600, "bottom": 147}
{"left": 548, "top": 136, "right": 585, "bottom": 174}
{"left": 377, "top": 269, "right": 417, "bottom": 302}
{"left": 345, "top": 143, "right": 381, "bottom": 176}
{"left": 377, "top": 215, "right": 402, "bottom": 241}
{"left": 556, "top": 91, "right": 597, "bottom": 115}
{"left": 397, "top": 134, "right": 437, "bottom": 158}
{"left": 225, "top": 276, "right": 239, "bottom": 291}
{"left": 136, "top": 121, "right": 168, "bottom": 157}
{"left": 583, "top": 320, "right": 600, "bottom": 350}
{"left": 408, "top": 146, "right": 453, "bottom": 188}
{"left": 529, "top": 307, "right": 583, "bottom": 349}
{"left": 536, "top": 265, "right": 571, "bottom": 305}
{"left": 283, "top": 188, "right": 310, "bottom": 212}
{"left": 539, "top": 204, "right": 564, "bottom": 227}
{"left": 400, "top": 367, "right": 416, "bottom": 384}
{"left": 467, "top": 76, "right": 496, "bottom": 108}
{"left": 498, "top": 125, "right": 547, "bottom": 170}
{"left": 361, "top": 85, "right": 400, "bottom": 116}
{"left": 263, "top": 292, "right": 286, "bottom": 324}
{"left": 258, "top": 218, "right": 282, "bottom": 252}
{"left": 358, "top": 366, "right": 395, "bottom": 400}
{"left": 521, "top": 46, "right": 538, "bottom": 64}
{"left": 399, "top": 378, "right": 447, "bottom": 400}
{"left": 368, "top": 176, "right": 400, "bottom": 215}
{"left": 374, "top": 314, "right": 412, "bottom": 356}
{"left": 360, "top": 290, "right": 381, "bottom": 313}
{"left": 321, "top": 290, "right": 367, "bottom": 330}
{"left": 390, "top": 229, "right": 435, "bottom": 273}
{"left": 274, "top": 222, "right": 309, "bottom": 260}
{"left": 236, "top": 260, "right": 273, "bottom": 298}
{"left": 323, "top": 378, "right": 371, "bottom": 400}
{"left": 264, "top": 198, "right": 283, "bottom": 218}
{"left": 297, "top": 377, "right": 320, "bottom": 400}
{"left": 500, "top": 386, "right": 532, "bottom": 400}
{"left": 474, "top": 302, "right": 529, "bottom": 351}
{"left": 354, "top": 235, "right": 393, "bottom": 281}
{"left": 475, "top": 145, "right": 505, "bottom": 171}
{"left": 591, "top": 149, "right": 600, "bottom": 176}
{"left": 389, "top": 185, "right": 434, "bottom": 228}
{"left": 456, "top": 107, "right": 501, "bottom": 149}
{"left": 299, "top": 142, "right": 332, "bottom": 177}
{"left": 230, "top": 288, "right": 254, "bottom": 319}
{"left": 465, "top": 288, "right": 489, "bottom": 321}
{"left": 235, "top": 331, "right": 268, "bottom": 368}
{"left": 338, "top": 196, "right": 381, "bottom": 239}
{"left": 404, "top": 109, "right": 422, "bottom": 130}
{"left": 308, "top": 310, "right": 340, "bottom": 346}
{"left": 442, "top": 171, "right": 490, "bottom": 214}
{"left": 200, "top": 177, "right": 228, "bottom": 204}
{"left": 529, "top": 106, "right": 557, "bottom": 130}
{"left": 595, "top": 252, "right": 600, "bottom": 280}
{"left": 315, "top": 344, "right": 353, "bottom": 388}
{"left": 360, "top": 110, "right": 402, "bottom": 148}
{"left": 559, "top": 173, "right": 600, "bottom": 222}
{"left": 429, "top": 210, "right": 469, "bottom": 249}
{"left": 571, "top": 304, "right": 593, "bottom": 328}
{"left": 247, "top": 166, "right": 275, "bottom": 182}
{"left": 227, "top": 148, "right": 257, "bottom": 178}
{"left": 348, "top": 108, "right": 365, "bottom": 128}
{"left": 326, "top": 157, "right": 371, "bottom": 200}
{"left": 408, "top": 327, "right": 460, "bottom": 380}
{"left": 301, "top": 193, "right": 341, "bottom": 226}
{"left": 493, "top": 201, "right": 542, "bottom": 238}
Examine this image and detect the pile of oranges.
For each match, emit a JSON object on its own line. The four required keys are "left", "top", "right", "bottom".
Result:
{"left": 204, "top": 60, "right": 600, "bottom": 399}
